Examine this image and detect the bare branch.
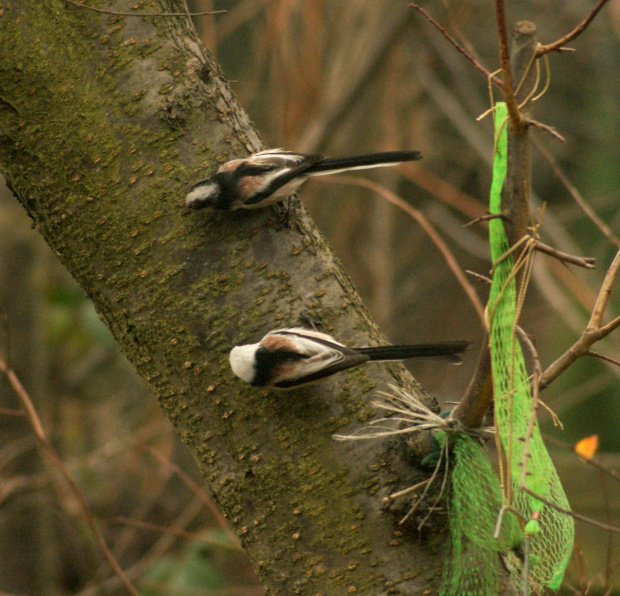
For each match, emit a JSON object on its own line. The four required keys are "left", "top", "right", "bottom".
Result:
{"left": 587, "top": 350, "right": 620, "bottom": 369}
{"left": 450, "top": 340, "right": 493, "bottom": 428}
{"left": 544, "top": 433, "right": 620, "bottom": 483}
{"left": 319, "top": 175, "right": 486, "bottom": 324}
{"left": 589, "top": 248, "right": 620, "bottom": 328}
{"left": 522, "top": 487, "right": 620, "bottom": 534}
{"left": 465, "top": 270, "right": 492, "bottom": 285}
{"left": 527, "top": 119, "right": 565, "bottom": 142}
{"left": 501, "top": 22, "right": 538, "bottom": 249}
{"left": 383, "top": 478, "right": 432, "bottom": 504}
{"left": 598, "top": 315, "right": 620, "bottom": 337}
{"left": 146, "top": 447, "right": 242, "bottom": 550}
{"left": 453, "top": 22, "right": 539, "bottom": 431}
{"left": 534, "top": 240, "right": 595, "bottom": 269}
{"left": 536, "top": 0, "right": 611, "bottom": 57}
{"left": 0, "top": 355, "right": 139, "bottom": 596}
{"left": 409, "top": 3, "right": 503, "bottom": 88}
{"left": 534, "top": 139, "right": 620, "bottom": 247}
{"left": 461, "top": 212, "right": 506, "bottom": 228}
{"left": 540, "top": 249, "right": 620, "bottom": 388}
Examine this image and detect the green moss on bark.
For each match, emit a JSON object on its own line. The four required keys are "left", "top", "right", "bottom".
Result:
{"left": 0, "top": 2, "right": 448, "bottom": 593}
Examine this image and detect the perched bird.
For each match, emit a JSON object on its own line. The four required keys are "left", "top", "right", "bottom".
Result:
{"left": 229, "top": 328, "right": 469, "bottom": 389}
{"left": 185, "top": 149, "right": 422, "bottom": 211}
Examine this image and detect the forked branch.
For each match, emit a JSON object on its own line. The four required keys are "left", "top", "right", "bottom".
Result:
{"left": 540, "top": 247, "right": 620, "bottom": 389}
{"left": 409, "top": 3, "right": 503, "bottom": 88}
{"left": 536, "top": 0, "right": 611, "bottom": 57}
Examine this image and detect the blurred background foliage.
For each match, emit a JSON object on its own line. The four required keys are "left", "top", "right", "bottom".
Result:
{"left": 0, "top": 0, "right": 619, "bottom": 593}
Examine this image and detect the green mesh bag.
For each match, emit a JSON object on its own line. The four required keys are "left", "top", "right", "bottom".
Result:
{"left": 487, "top": 103, "right": 573, "bottom": 591}
{"left": 440, "top": 102, "right": 573, "bottom": 594}
{"left": 440, "top": 434, "right": 523, "bottom": 595}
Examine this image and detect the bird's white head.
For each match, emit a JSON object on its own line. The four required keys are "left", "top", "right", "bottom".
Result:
{"left": 185, "top": 181, "right": 221, "bottom": 210}
{"left": 229, "top": 344, "right": 259, "bottom": 384}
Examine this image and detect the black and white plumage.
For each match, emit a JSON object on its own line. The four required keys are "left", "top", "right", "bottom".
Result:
{"left": 185, "top": 149, "right": 423, "bottom": 211}
{"left": 229, "top": 328, "right": 469, "bottom": 389}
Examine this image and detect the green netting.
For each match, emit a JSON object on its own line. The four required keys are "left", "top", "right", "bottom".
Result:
{"left": 440, "top": 103, "right": 573, "bottom": 594}
{"left": 487, "top": 102, "right": 573, "bottom": 591}
{"left": 440, "top": 434, "right": 523, "bottom": 596}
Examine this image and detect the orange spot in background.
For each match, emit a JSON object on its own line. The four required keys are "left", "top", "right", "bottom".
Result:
{"left": 575, "top": 434, "right": 599, "bottom": 460}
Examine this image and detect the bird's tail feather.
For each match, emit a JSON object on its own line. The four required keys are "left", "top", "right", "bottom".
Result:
{"left": 305, "top": 151, "right": 422, "bottom": 176}
{"left": 356, "top": 341, "right": 470, "bottom": 363}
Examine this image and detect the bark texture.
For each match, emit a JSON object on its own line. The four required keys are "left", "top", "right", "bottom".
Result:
{"left": 0, "top": 2, "right": 452, "bottom": 593}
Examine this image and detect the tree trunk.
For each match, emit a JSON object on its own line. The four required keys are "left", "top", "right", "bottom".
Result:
{"left": 0, "top": 2, "right": 450, "bottom": 592}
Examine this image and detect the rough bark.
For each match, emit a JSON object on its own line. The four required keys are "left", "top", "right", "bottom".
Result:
{"left": 0, "top": 2, "right": 452, "bottom": 593}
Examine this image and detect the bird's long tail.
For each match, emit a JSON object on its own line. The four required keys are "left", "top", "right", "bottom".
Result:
{"left": 356, "top": 341, "right": 470, "bottom": 364}
{"left": 305, "top": 150, "right": 422, "bottom": 176}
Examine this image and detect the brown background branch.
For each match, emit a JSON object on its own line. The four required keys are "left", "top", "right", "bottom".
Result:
{"left": 536, "top": 0, "right": 611, "bottom": 56}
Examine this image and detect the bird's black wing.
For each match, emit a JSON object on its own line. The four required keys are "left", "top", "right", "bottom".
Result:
{"left": 242, "top": 153, "right": 324, "bottom": 206}
{"left": 273, "top": 350, "right": 369, "bottom": 389}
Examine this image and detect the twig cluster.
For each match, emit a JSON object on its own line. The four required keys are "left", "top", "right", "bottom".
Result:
{"left": 407, "top": 4, "right": 618, "bottom": 589}
{"left": 0, "top": 353, "right": 139, "bottom": 595}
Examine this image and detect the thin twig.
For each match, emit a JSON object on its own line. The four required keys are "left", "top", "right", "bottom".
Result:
{"left": 461, "top": 212, "right": 506, "bottom": 228}
{"left": 383, "top": 478, "right": 432, "bottom": 503}
{"left": 465, "top": 270, "right": 492, "bottom": 284}
{"left": 527, "top": 119, "right": 565, "bottom": 143}
{"left": 409, "top": 3, "right": 503, "bottom": 88}
{"left": 540, "top": 247, "right": 620, "bottom": 388}
{"left": 450, "top": 339, "right": 494, "bottom": 429}
{"left": 77, "top": 495, "right": 205, "bottom": 596}
{"left": 400, "top": 166, "right": 485, "bottom": 221}
{"left": 534, "top": 240, "right": 595, "bottom": 269}
{"left": 146, "top": 447, "right": 243, "bottom": 550}
{"left": 582, "top": 450, "right": 620, "bottom": 484}
{"left": 0, "top": 356, "right": 138, "bottom": 596}
{"left": 534, "top": 138, "right": 620, "bottom": 248}
{"left": 587, "top": 350, "right": 620, "bottom": 369}
{"left": 536, "top": 0, "right": 611, "bottom": 56}
{"left": 319, "top": 175, "right": 485, "bottom": 324}
{"left": 522, "top": 487, "right": 620, "bottom": 534}
{"left": 588, "top": 248, "right": 620, "bottom": 328}
{"left": 544, "top": 433, "right": 620, "bottom": 483}
{"left": 597, "top": 315, "right": 620, "bottom": 338}
{"left": 65, "top": 0, "right": 225, "bottom": 17}
{"left": 494, "top": 504, "right": 526, "bottom": 539}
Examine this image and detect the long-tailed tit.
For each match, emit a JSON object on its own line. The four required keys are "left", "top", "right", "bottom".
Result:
{"left": 229, "top": 328, "right": 469, "bottom": 389}
{"left": 185, "top": 149, "right": 422, "bottom": 211}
